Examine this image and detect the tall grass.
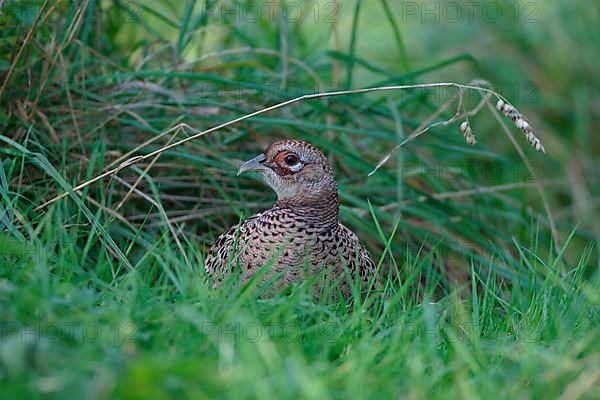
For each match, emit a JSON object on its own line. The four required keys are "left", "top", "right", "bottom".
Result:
{"left": 1, "top": 0, "right": 599, "bottom": 398}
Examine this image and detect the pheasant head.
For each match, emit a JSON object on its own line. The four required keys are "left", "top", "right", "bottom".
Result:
{"left": 237, "top": 140, "right": 338, "bottom": 216}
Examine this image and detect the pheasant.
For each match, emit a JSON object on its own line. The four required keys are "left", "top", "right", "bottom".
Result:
{"left": 204, "top": 140, "right": 379, "bottom": 300}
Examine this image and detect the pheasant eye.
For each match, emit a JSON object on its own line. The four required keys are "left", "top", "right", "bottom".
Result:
{"left": 284, "top": 154, "right": 299, "bottom": 165}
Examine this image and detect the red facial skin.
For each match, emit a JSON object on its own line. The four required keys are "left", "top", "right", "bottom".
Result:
{"left": 271, "top": 151, "right": 300, "bottom": 176}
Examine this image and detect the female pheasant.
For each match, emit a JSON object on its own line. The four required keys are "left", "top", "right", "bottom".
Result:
{"left": 204, "top": 140, "right": 378, "bottom": 300}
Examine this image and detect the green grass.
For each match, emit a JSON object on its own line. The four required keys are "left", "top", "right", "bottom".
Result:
{"left": 1, "top": 0, "right": 599, "bottom": 398}
{"left": 0, "top": 228, "right": 598, "bottom": 399}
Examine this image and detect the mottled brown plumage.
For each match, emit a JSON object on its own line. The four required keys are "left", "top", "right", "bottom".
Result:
{"left": 204, "top": 140, "right": 378, "bottom": 300}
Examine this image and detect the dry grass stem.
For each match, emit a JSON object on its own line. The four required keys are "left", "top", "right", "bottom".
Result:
{"left": 369, "top": 80, "right": 492, "bottom": 176}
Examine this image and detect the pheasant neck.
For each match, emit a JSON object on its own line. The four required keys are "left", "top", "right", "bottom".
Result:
{"left": 275, "top": 189, "right": 339, "bottom": 229}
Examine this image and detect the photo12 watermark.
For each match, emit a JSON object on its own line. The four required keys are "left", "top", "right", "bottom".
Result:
{"left": 399, "top": 1, "right": 540, "bottom": 24}
{"left": 1, "top": 79, "right": 540, "bottom": 108}
{"left": 0, "top": 317, "right": 553, "bottom": 346}
{"left": 1, "top": 1, "right": 341, "bottom": 26}
{"left": 201, "top": 1, "right": 339, "bottom": 24}
{"left": 0, "top": 0, "right": 140, "bottom": 25}
{"left": 0, "top": 322, "right": 137, "bottom": 344}
{"left": 402, "top": 160, "right": 541, "bottom": 185}
{"left": 194, "top": 320, "right": 544, "bottom": 344}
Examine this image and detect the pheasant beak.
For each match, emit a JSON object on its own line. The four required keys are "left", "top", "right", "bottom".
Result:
{"left": 237, "top": 153, "right": 267, "bottom": 176}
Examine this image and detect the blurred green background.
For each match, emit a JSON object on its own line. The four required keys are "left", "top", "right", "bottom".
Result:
{"left": 1, "top": 1, "right": 599, "bottom": 398}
